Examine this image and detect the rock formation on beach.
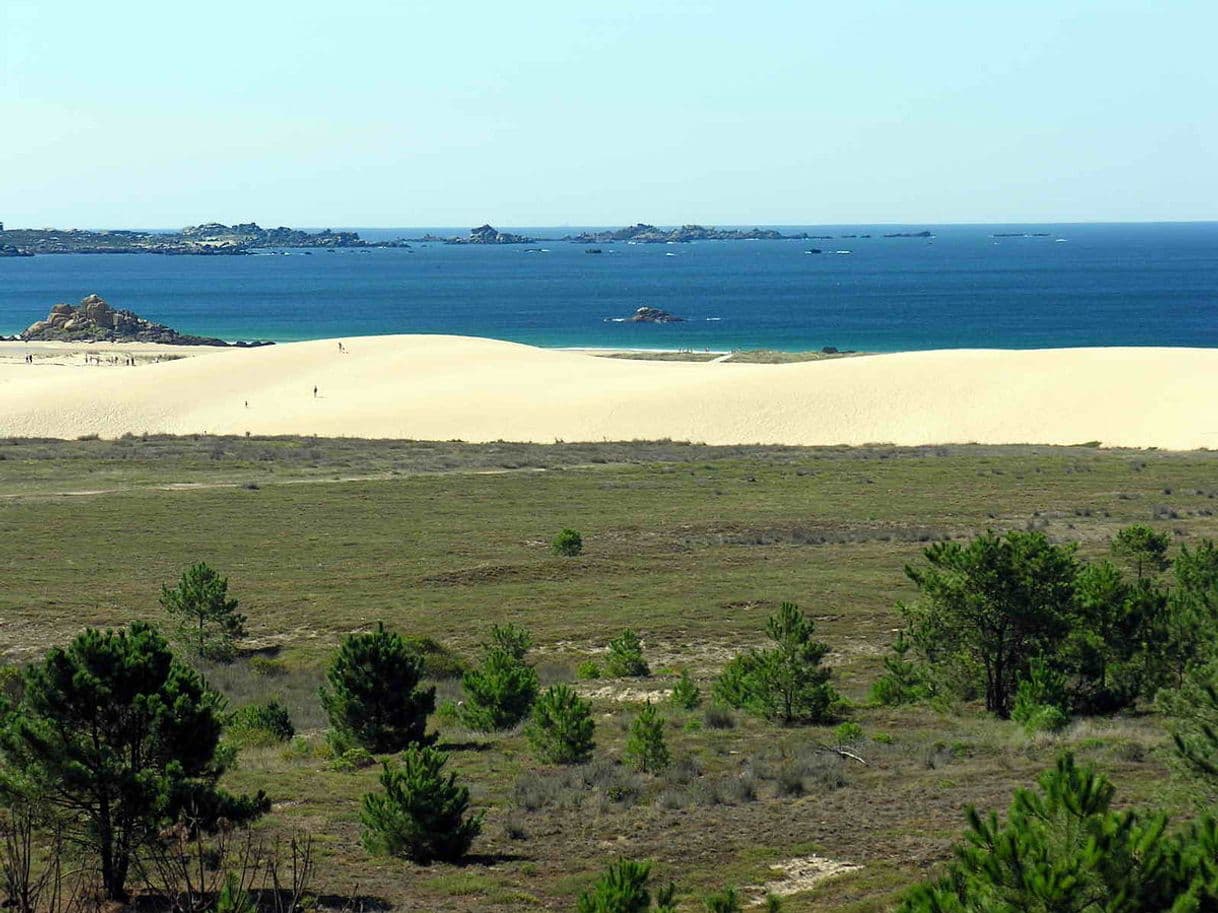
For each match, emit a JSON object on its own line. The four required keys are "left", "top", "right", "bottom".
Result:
{"left": 626, "top": 307, "right": 685, "bottom": 323}
{"left": 18, "top": 294, "right": 273, "bottom": 347}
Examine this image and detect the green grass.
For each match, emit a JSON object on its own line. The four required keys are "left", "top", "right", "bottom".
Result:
{"left": 2, "top": 438, "right": 1216, "bottom": 911}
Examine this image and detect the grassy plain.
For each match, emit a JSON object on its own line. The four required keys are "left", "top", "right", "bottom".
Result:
{"left": 2, "top": 437, "right": 1217, "bottom": 911}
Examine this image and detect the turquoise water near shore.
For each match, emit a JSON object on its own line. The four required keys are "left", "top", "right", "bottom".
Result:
{"left": 1, "top": 223, "right": 1215, "bottom": 351}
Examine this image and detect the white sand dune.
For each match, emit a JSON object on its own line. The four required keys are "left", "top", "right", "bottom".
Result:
{"left": 1, "top": 335, "right": 1215, "bottom": 449}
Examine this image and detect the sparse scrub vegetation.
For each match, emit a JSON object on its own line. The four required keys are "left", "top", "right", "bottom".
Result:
{"left": 5, "top": 441, "right": 1218, "bottom": 910}
{"left": 606, "top": 629, "right": 650, "bottom": 677}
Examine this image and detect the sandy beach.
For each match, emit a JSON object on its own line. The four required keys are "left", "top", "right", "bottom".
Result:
{"left": 1, "top": 335, "right": 1215, "bottom": 449}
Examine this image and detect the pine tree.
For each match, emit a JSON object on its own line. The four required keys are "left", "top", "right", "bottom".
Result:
{"left": 360, "top": 745, "right": 482, "bottom": 863}
{"left": 576, "top": 860, "right": 660, "bottom": 913}
{"left": 714, "top": 603, "right": 838, "bottom": 724}
{"left": 160, "top": 562, "right": 246, "bottom": 661}
{"left": 0, "top": 623, "right": 268, "bottom": 900}
{"left": 670, "top": 670, "right": 701, "bottom": 710}
{"left": 606, "top": 629, "right": 650, "bottom": 677}
{"left": 625, "top": 702, "right": 670, "bottom": 773}
{"left": 319, "top": 623, "right": 436, "bottom": 752}
{"left": 897, "top": 752, "right": 1218, "bottom": 911}
{"left": 460, "top": 625, "right": 539, "bottom": 732}
{"left": 1111, "top": 523, "right": 1172, "bottom": 581}
{"left": 526, "top": 684, "right": 595, "bottom": 764}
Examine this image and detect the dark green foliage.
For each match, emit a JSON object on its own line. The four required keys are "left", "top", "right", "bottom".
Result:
{"left": 227, "top": 699, "right": 295, "bottom": 746}
{"left": 487, "top": 622, "right": 533, "bottom": 661}
{"left": 1111, "top": 523, "right": 1171, "bottom": 580}
{"left": 703, "top": 886, "right": 742, "bottom": 913}
{"left": 0, "top": 622, "right": 267, "bottom": 900}
{"left": 670, "top": 671, "right": 701, "bottom": 710}
{"left": 160, "top": 562, "right": 247, "bottom": 662}
{"left": 625, "top": 703, "right": 670, "bottom": 773}
{"left": 897, "top": 752, "right": 1218, "bottom": 912}
{"left": 319, "top": 623, "right": 436, "bottom": 753}
{"left": 869, "top": 632, "right": 933, "bottom": 706}
{"left": 360, "top": 745, "right": 482, "bottom": 863}
{"left": 553, "top": 528, "right": 584, "bottom": 557}
{"left": 576, "top": 859, "right": 676, "bottom": 913}
{"left": 902, "top": 531, "right": 1080, "bottom": 718}
{"left": 1159, "top": 660, "right": 1218, "bottom": 783}
{"left": 713, "top": 602, "right": 837, "bottom": 724}
{"left": 526, "top": 684, "right": 595, "bottom": 764}
{"left": 1010, "top": 658, "right": 1070, "bottom": 734}
{"left": 606, "top": 629, "right": 650, "bottom": 678}
{"left": 461, "top": 625, "right": 539, "bottom": 732}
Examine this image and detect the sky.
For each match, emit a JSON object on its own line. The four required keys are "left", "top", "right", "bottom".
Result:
{"left": 1, "top": 1, "right": 1215, "bottom": 228}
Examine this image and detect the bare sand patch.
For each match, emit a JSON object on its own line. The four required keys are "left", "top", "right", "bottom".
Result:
{"left": 1, "top": 335, "right": 1215, "bottom": 449}
{"left": 750, "top": 855, "right": 863, "bottom": 903}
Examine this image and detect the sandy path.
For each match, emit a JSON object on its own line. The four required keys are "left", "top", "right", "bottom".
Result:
{"left": 1, "top": 335, "right": 1215, "bottom": 449}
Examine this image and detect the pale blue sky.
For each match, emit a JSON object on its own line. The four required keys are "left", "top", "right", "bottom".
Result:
{"left": 2, "top": 1, "right": 1214, "bottom": 228}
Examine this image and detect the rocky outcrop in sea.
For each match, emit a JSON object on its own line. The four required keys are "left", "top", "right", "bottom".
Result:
{"left": 566, "top": 224, "right": 809, "bottom": 244}
{"left": 18, "top": 294, "right": 274, "bottom": 347}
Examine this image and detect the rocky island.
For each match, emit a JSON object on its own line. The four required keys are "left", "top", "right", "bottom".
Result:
{"left": 566, "top": 223, "right": 809, "bottom": 243}
{"left": 0, "top": 222, "right": 410, "bottom": 256}
{"left": 411, "top": 224, "right": 538, "bottom": 245}
{"left": 15, "top": 294, "right": 273, "bottom": 347}
{"left": 624, "top": 306, "right": 685, "bottom": 323}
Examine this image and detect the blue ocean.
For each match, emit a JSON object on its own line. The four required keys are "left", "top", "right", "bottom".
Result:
{"left": 1, "top": 223, "right": 1215, "bottom": 351}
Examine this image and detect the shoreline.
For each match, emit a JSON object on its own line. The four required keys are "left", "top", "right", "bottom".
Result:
{"left": 1, "top": 334, "right": 1216, "bottom": 449}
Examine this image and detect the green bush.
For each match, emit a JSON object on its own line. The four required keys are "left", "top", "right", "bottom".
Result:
{"left": 1011, "top": 658, "right": 1071, "bottom": 734}
{"left": 576, "top": 859, "right": 677, "bottom": 913}
{"left": 553, "top": 528, "right": 584, "bottom": 557}
{"left": 625, "top": 703, "right": 670, "bottom": 774}
{"left": 330, "top": 746, "right": 376, "bottom": 772}
{"left": 670, "top": 671, "right": 701, "bottom": 710}
{"left": 403, "top": 636, "right": 467, "bottom": 680}
{"left": 360, "top": 746, "right": 483, "bottom": 863}
{"left": 606, "top": 629, "right": 650, "bottom": 678}
{"left": 713, "top": 603, "right": 837, "bottom": 724}
{"left": 461, "top": 626, "right": 539, "bottom": 732}
{"left": 227, "top": 699, "right": 295, "bottom": 746}
{"left": 578, "top": 660, "right": 603, "bottom": 680}
{"left": 834, "top": 722, "right": 864, "bottom": 745}
{"left": 897, "top": 753, "right": 1218, "bottom": 911}
{"left": 526, "top": 685, "right": 595, "bottom": 764}
{"left": 319, "top": 622, "right": 436, "bottom": 752}
{"left": 868, "top": 633, "right": 932, "bottom": 706}
{"left": 703, "top": 886, "right": 743, "bottom": 913}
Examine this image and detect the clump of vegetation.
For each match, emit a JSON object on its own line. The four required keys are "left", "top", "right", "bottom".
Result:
{"left": 892, "top": 527, "right": 1218, "bottom": 722}
{"left": 360, "top": 745, "right": 483, "bottom": 863}
{"left": 227, "top": 699, "right": 295, "bottom": 746}
{"left": 868, "top": 632, "right": 932, "bottom": 706}
{"left": 526, "top": 684, "right": 595, "bottom": 764}
{"left": 703, "top": 886, "right": 743, "bottom": 913}
{"left": 1010, "top": 657, "right": 1070, "bottom": 734}
{"left": 897, "top": 753, "right": 1218, "bottom": 911}
{"left": 0, "top": 623, "right": 268, "bottom": 900}
{"left": 403, "top": 636, "right": 467, "bottom": 680}
{"left": 625, "top": 702, "right": 670, "bottom": 773}
{"left": 578, "top": 660, "right": 603, "bottom": 680}
{"left": 319, "top": 622, "right": 436, "bottom": 752}
{"left": 713, "top": 602, "right": 838, "bottom": 724}
{"left": 576, "top": 859, "right": 677, "bottom": 913}
{"left": 461, "top": 624, "right": 540, "bottom": 731}
{"left": 160, "top": 562, "right": 247, "bottom": 662}
{"left": 330, "top": 745, "right": 376, "bottom": 772}
{"left": 553, "top": 528, "right": 584, "bottom": 557}
{"left": 606, "top": 629, "right": 650, "bottom": 677}
{"left": 670, "top": 670, "right": 701, "bottom": 710}
{"left": 834, "top": 721, "right": 864, "bottom": 745}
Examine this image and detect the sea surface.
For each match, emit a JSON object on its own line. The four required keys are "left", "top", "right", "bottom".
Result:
{"left": 1, "top": 223, "right": 1215, "bottom": 351}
